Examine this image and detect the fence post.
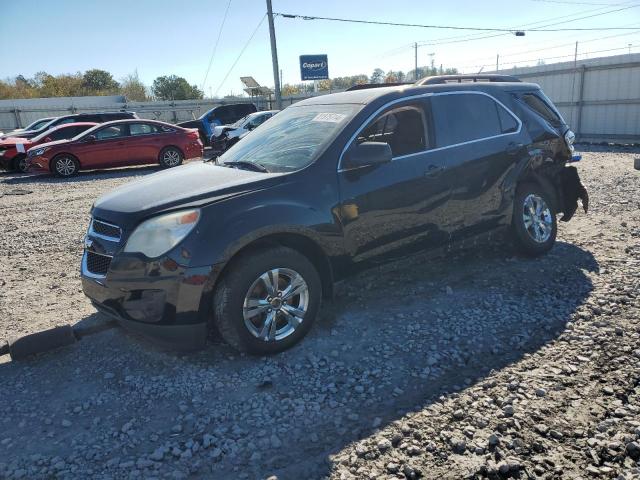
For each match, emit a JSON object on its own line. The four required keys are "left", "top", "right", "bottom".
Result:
{"left": 171, "top": 101, "right": 177, "bottom": 123}
{"left": 12, "top": 108, "right": 22, "bottom": 128}
{"left": 575, "top": 65, "right": 587, "bottom": 141}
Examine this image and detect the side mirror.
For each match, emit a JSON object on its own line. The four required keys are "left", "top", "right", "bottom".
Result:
{"left": 246, "top": 123, "right": 255, "bottom": 131}
{"left": 44, "top": 137, "right": 52, "bottom": 143}
{"left": 85, "top": 135, "right": 96, "bottom": 143}
{"left": 342, "top": 141, "right": 392, "bottom": 170}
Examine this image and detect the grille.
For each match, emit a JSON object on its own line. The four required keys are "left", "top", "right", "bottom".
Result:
{"left": 86, "top": 251, "right": 112, "bottom": 276}
{"left": 91, "top": 219, "right": 121, "bottom": 240}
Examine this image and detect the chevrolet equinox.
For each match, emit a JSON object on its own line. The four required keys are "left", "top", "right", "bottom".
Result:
{"left": 81, "top": 75, "right": 588, "bottom": 354}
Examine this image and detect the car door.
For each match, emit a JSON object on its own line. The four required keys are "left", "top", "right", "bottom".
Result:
{"left": 428, "top": 92, "right": 525, "bottom": 241}
{"left": 337, "top": 100, "right": 452, "bottom": 264}
{"left": 127, "top": 123, "right": 161, "bottom": 164}
{"left": 73, "top": 123, "right": 129, "bottom": 168}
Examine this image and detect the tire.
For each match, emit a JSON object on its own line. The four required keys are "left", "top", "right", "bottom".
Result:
{"left": 511, "top": 182, "right": 557, "bottom": 256}
{"left": 213, "top": 246, "right": 322, "bottom": 355}
{"left": 11, "top": 155, "right": 28, "bottom": 173}
{"left": 51, "top": 154, "right": 79, "bottom": 177}
{"left": 159, "top": 147, "right": 183, "bottom": 168}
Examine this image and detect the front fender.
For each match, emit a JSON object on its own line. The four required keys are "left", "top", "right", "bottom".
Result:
{"left": 186, "top": 200, "right": 344, "bottom": 268}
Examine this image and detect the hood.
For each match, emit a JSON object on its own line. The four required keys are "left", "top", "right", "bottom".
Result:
{"left": 212, "top": 125, "right": 235, "bottom": 137}
{"left": 29, "top": 139, "right": 72, "bottom": 151}
{"left": 0, "top": 137, "right": 29, "bottom": 147}
{"left": 0, "top": 129, "right": 40, "bottom": 140}
{"left": 92, "top": 162, "right": 283, "bottom": 226}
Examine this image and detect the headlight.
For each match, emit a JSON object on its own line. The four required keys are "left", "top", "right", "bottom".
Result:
{"left": 0, "top": 150, "right": 5, "bottom": 156}
{"left": 123, "top": 209, "right": 200, "bottom": 258}
{"left": 30, "top": 147, "right": 49, "bottom": 157}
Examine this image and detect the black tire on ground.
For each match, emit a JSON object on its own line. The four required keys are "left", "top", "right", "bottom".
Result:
{"left": 511, "top": 181, "right": 557, "bottom": 256}
{"left": 51, "top": 154, "right": 79, "bottom": 177}
{"left": 213, "top": 246, "right": 322, "bottom": 355}
{"left": 11, "top": 155, "right": 28, "bottom": 173}
{"left": 159, "top": 146, "right": 183, "bottom": 168}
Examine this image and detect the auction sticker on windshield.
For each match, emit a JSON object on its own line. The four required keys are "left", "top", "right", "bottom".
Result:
{"left": 312, "top": 113, "right": 346, "bottom": 123}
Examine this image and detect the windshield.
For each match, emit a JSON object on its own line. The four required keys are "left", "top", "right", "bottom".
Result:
{"left": 230, "top": 115, "right": 251, "bottom": 129}
{"left": 31, "top": 127, "right": 61, "bottom": 143}
{"left": 70, "top": 123, "right": 101, "bottom": 141}
{"left": 217, "top": 104, "right": 361, "bottom": 173}
{"left": 25, "top": 118, "right": 53, "bottom": 131}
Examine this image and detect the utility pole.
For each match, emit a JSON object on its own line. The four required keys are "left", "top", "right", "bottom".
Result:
{"left": 414, "top": 42, "right": 418, "bottom": 81}
{"left": 574, "top": 41, "right": 579, "bottom": 67}
{"left": 496, "top": 54, "right": 499, "bottom": 72}
{"left": 266, "top": 0, "right": 282, "bottom": 109}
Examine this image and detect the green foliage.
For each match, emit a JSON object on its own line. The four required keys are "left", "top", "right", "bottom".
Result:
{"left": 83, "top": 69, "right": 119, "bottom": 94}
{"left": 151, "top": 75, "right": 203, "bottom": 101}
{"left": 120, "top": 71, "right": 149, "bottom": 102}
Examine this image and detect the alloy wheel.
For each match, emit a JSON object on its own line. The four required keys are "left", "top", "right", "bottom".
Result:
{"left": 163, "top": 150, "right": 181, "bottom": 167}
{"left": 17, "top": 157, "right": 28, "bottom": 173}
{"left": 522, "top": 193, "right": 553, "bottom": 243}
{"left": 242, "top": 268, "right": 309, "bottom": 342}
{"left": 55, "top": 157, "right": 76, "bottom": 176}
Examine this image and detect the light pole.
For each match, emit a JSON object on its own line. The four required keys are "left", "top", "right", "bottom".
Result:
{"left": 266, "top": 0, "right": 282, "bottom": 109}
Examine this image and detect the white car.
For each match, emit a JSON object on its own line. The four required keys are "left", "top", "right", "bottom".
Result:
{"left": 210, "top": 110, "right": 279, "bottom": 152}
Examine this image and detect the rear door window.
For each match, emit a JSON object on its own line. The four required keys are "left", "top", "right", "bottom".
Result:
{"left": 431, "top": 93, "right": 516, "bottom": 148}
{"left": 129, "top": 123, "right": 158, "bottom": 136}
{"left": 358, "top": 104, "right": 427, "bottom": 158}
{"left": 95, "top": 124, "right": 127, "bottom": 140}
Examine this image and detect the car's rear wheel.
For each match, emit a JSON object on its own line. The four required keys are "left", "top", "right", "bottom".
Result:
{"left": 512, "top": 182, "right": 557, "bottom": 256}
{"left": 159, "top": 147, "right": 183, "bottom": 168}
{"left": 52, "top": 154, "right": 79, "bottom": 177}
{"left": 11, "top": 155, "right": 28, "bottom": 173}
{"left": 213, "top": 246, "right": 322, "bottom": 354}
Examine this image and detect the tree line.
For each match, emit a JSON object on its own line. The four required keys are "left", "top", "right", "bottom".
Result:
{"left": 0, "top": 65, "right": 458, "bottom": 101}
{"left": 0, "top": 70, "right": 204, "bottom": 102}
{"left": 281, "top": 66, "right": 458, "bottom": 96}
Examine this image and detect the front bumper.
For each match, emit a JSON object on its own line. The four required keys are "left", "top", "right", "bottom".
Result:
{"left": 81, "top": 250, "right": 217, "bottom": 350}
{"left": 26, "top": 154, "right": 52, "bottom": 173}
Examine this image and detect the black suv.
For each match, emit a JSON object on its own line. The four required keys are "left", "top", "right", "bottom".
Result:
{"left": 2, "top": 111, "right": 138, "bottom": 140}
{"left": 81, "top": 75, "right": 588, "bottom": 354}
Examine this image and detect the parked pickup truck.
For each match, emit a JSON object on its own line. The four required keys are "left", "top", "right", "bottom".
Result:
{"left": 177, "top": 103, "right": 257, "bottom": 146}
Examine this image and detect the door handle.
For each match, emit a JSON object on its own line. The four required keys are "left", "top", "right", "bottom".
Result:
{"left": 506, "top": 142, "right": 524, "bottom": 155}
{"left": 424, "top": 164, "right": 443, "bottom": 177}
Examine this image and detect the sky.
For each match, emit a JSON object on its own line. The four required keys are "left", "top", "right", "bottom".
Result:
{"left": 1, "top": 0, "right": 639, "bottom": 97}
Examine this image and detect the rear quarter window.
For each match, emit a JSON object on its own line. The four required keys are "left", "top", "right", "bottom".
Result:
{"left": 520, "top": 93, "right": 564, "bottom": 127}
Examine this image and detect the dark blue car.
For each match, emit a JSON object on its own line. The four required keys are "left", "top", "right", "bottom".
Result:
{"left": 177, "top": 103, "right": 256, "bottom": 146}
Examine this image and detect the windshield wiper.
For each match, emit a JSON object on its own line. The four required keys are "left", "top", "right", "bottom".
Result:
{"left": 223, "top": 160, "right": 268, "bottom": 173}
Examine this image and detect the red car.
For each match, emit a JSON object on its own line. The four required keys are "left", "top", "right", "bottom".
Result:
{"left": 0, "top": 122, "right": 97, "bottom": 173}
{"left": 26, "top": 119, "right": 203, "bottom": 177}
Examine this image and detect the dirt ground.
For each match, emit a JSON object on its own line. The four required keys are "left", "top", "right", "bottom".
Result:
{"left": 0, "top": 147, "right": 639, "bottom": 480}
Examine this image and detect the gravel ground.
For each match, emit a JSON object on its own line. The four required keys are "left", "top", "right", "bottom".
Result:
{"left": 0, "top": 148, "right": 639, "bottom": 480}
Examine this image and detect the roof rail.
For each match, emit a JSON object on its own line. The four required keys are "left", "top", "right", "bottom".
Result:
{"left": 415, "top": 74, "right": 521, "bottom": 85}
{"left": 345, "top": 82, "right": 412, "bottom": 91}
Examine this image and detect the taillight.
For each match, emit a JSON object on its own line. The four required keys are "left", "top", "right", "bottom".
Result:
{"left": 564, "top": 129, "right": 575, "bottom": 153}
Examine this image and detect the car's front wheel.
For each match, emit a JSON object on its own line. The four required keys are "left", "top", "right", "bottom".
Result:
{"left": 12, "top": 155, "right": 28, "bottom": 173}
{"left": 512, "top": 182, "right": 557, "bottom": 256}
{"left": 159, "top": 147, "right": 183, "bottom": 168}
{"left": 214, "top": 246, "right": 322, "bottom": 354}
{"left": 52, "top": 154, "right": 79, "bottom": 177}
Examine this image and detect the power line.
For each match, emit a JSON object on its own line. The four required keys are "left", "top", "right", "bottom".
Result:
{"left": 201, "top": 0, "right": 232, "bottom": 93}
{"left": 214, "top": 14, "right": 267, "bottom": 97}
{"left": 469, "top": 28, "right": 640, "bottom": 63}
{"left": 459, "top": 43, "right": 638, "bottom": 70}
{"left": 275, "top": 7, "right": 640, "bottom": 33}
{"left": 415, "top": 4, "right": 640, "bottom": 46}
{"left": 531, "top": 0, "right": 630, "bottom": 5}
{"left": 413, "top": 2, "right": 635, "bottom": 46}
